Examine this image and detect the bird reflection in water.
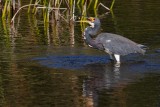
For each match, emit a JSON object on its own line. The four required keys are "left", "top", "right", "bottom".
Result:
{"left": 82, "top": 63, "right": 121, "bottom": 107}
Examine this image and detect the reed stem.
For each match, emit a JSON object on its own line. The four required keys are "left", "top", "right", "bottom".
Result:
{"left": 2, "top": 0, "right": 8, "bottom": 19}
{"left": 94, "top": 0, "right": 98, "bottom": 9}
{"left": 110, "top": 0, "right": 115, "bottom": 10}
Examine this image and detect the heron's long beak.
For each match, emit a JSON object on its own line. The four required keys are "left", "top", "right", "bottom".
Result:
{"left": 75, "top": 20, "right": 90, "bottom": 23}
{"left": 74, "top": 16, "right": 92, "bottom": 23}
{"left": 75, "top": 20, "right": 94, "bottom": 28}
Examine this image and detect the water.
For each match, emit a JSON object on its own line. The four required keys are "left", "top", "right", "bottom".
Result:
{"left": 0, "top": 0, "right": 160, "bottom": 107}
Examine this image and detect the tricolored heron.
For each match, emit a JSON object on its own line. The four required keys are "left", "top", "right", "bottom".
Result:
{"left": 82, "top": 17, "right": 145, "bottom": 64}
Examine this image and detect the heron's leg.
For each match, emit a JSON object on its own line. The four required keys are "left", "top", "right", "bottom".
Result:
{"left": 114, "top": 54, "right": 120, "bottom": 63}
{"left": 114, "top": 54, "right": 121, "bottom": 67}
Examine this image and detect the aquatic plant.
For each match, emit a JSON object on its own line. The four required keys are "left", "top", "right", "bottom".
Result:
{"left": 1, "top": 0, "right": 115, "bottom": 45}
{"left": 9, "top": 0, "right": 115, "bottom": 24}
{"left": 2, "top": 0, "right": 21, "bottom": 19}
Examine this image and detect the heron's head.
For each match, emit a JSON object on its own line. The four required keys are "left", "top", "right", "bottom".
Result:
{"left": 87, "top": 17, "right": 101, "bottom": 28}
{"left": 75, "top": 17, "right": 101, "bottom": 36}
{"left": 85, "top": 17, "right": 101, "bottom": 36}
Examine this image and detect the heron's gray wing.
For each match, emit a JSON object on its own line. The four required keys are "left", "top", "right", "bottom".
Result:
{"left": 96, "top": 33, "right": 145, "bottom": 55}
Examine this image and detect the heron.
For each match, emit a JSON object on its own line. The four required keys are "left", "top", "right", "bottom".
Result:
{"left": 82, "top": 17, "right": 145, "bottom": 64}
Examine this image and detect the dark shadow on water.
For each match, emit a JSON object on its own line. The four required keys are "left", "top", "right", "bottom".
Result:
{"left": 32, "top": 53, "right": 160, "bottom": 73}
{"left": 32, "top": 55, "right": 110, "bottom": 69}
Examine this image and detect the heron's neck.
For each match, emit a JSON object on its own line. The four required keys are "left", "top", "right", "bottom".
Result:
{"left": 84, "top": 27, "right": 96, "bottom": 45}
{"left": 84, "top": 25, "right": 100, "bottom": 38}
{"left": 84, "top": 27, "right": 93, "bottom": 39}
{"left": 83, "top": 26, "right": 104, "bottom": 50}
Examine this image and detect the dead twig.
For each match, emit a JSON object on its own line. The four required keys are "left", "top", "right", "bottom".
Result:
{"left": 97, "top": 3, "right": 110, "bottom": 11}
{"left": 11, "top": 4, "right": 40, "bottom": 24}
